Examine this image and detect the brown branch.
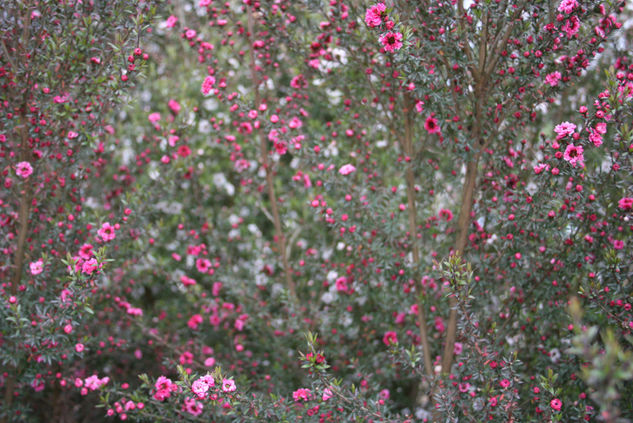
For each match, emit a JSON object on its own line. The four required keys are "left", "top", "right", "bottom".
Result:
{"left": 246, "top": 7, "right": 297, "bottom": 302}
{"left": 401, "top": 95, "right": 434, "bottom": 382}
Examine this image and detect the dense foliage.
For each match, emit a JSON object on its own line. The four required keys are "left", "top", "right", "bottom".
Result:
{"left": 1, "top": 0, "right": 632, "bottom": 422}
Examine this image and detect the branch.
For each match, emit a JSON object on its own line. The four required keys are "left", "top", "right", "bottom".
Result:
{"left": 247, "top": 6, "right": 297, "bottom": 303}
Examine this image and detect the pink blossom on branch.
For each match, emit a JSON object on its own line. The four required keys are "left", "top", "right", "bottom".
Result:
{"left": 618, "top": 197, "right": 633, "bottom": 210}
{"left": 382, "top": 331, "right": 398, "bottom": 346}
{"left": 365, "top": 3, "right": 386, "bottom": 28}
{"left": 98, "top": 222, "right": 116, "bottom": 242}
{"left": 424, "top": 115, "right": 441, "bottom": 134}
{"left": 30, "top": 259, "right": 44, "bottom": 275}
{"left": 558, "top": 0, "right": 578, "bottom": 14}
{"left": 292, "top": 388, "right": 312, "bottom": 402}
{"left": 545, "top": 71, "right": 562, "bottom": 87}
{"left": 563, "top": 143, "right": 584, "bottom": 167}
{"left": 221, "top": 378, "right": 237, "bottom": 393}
{"left": 338, "top": 164, "right": 356, "bottom": 175}
{"left": 15, "top": 161, "right": 33, "bottom": 178}
{"left": 201, "top": 75, "right": 216, "bottom": 95}
{"left": 380, "top": 32, "right": 403, "bottom": 52}
{"left": 554, "top": 121, "right": 576, "bottom": 140}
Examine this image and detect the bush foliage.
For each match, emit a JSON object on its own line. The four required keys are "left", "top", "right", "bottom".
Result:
{"left": 1, "top": 0, "right": 632, "bottom": 422}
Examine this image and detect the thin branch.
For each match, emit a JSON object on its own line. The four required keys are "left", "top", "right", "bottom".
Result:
{"left": 247, "top": 6, "right": 297, "bottom": 302}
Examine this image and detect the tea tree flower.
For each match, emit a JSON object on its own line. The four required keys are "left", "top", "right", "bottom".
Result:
{"left": 380, "top": 32, "right": 403, "bottom": 52}
{"left": 15, "top": 161, "right": 33, "bottom": 178}
{"left": 365, "top": 3, "right": 386, "bottom": 28}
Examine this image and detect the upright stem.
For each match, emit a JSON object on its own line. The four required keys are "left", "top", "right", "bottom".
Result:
{"left": 246, "top": 7, "right": 297, "bottom": 302}
{"left": 438, "top": 4, "right": 495, "bottom": 376}
{"left": 440, "top": 153, "right": 480, "bottom": 374}
{"left": 401, "top": 97, "right": 433, "bottom": 380}
{"left": 2, "top": 120, "right": 32, "bottom": 423}
{"left": 11, "top": 124, "right": 32, "bottom": 293}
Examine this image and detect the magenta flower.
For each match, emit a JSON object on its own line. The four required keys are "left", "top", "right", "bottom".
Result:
{"left": 424, "top": 115, "right": 441, "bottom": 134}
{"left": 557, "top": 0, "right": 578, "bottom": 14}
{"left": 148, "top": 112, "right": 161, "bottom": 124}
{"left": 184, "top": 397, "right": 203, "bottom": 416}
{"left": 380, "top": 32, "right": 403, "bottom": 52}
{"left": 165, "top": 15, "right": 178, "bottom": 28}
{"left": 365, "top": 3, "right": 386, "bottom": 28}
{"left": 191, "top": 378, "right": 211, "bottom": 399}
{"left": 98, "top": 222, "right": 116, "bottom": 242}
{"left": 545, "top": 71, "right": 561, "bottom": 87}
{"left": 201, "top": 75, "right": 216, "bottom": 95}
{"left": 338, "top": 164, "right": 356, "bottom": 175}
{"left": 292, "top": 388, "right": 312, "bottom": 402}
{"left": 563, "top": 144, "right": 584, "bottom": 167}
{"left": 382, "top": 331, "right": 398, "bottom": 346}
{"left": 550, "top": 398, "right": 562, "bottom": 411}
{"left": 618, "top": 197, "right": 632, "bottom": 210}
{"left": 554, "top": 121, "right": 576, "bottom": 140}
{"left": 16, "top": 161, "right": 33, "bottom": 178}
{"left": 30, "top": 260, "right": 44, "bottom": 276}
{"left": 221, "top": 378, "right": 236, "bottom": 393}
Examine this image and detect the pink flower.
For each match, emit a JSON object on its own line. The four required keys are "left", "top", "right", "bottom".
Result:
{"left": 98, "top": 222, "right": 116, "bottom": 242}
{"left": 154, "top": 376, "right": 179, "bottom": 401}
{"left": 75, "top": 343, "right": 85, "bottom": 353}
{"left": 201, "top": 75, "right": 216, "bottom": 95}
{"left": 181, "top": 275, "right": 197, "bottom": 287}
{"left": 453, "top": 342, "right": 463, "bottom": 355}
{"left": 30, "top": 259, "right": 44, "bottom": 275}
{"left": 365, "top": 3, "right": 386, "bottom": 28}
{"left": 81, "top": 258, "right": 99, "bottom": 275}
{"left": 338, "top": 164, "right": 356, "bottom": 175}
{"left": 196, "top": 258, "right": 212, "bottom": 273}
{"left": 184, "top": 397, "right": 203, "bottom": 416}
{"left": 618, "top": 197, "right": 633, "bottom": 210}
{"left": 165, "top": 15, "right": 178, "bottom": 28}
{"left": 563, "top": 144, "right": 584, "bottom": 167}
{"left": 434, "top": 316, "right": 446, "bottom": 333}
{"left": 84, "top": 375, "right": 109, "bottom": 391}
{"left": 557, "top": 0, "right": 578, "bottom": 14}
{"left": 589, "top": 129, "right": 603, "bottom": 146}
{"left": 424, "top": 115, "right": 441, "bottom": 134}
{"left": 16, "top": 161, "right": 33, "bottom": 178}
{"left": 335, "top": 276, "right": 348, "bottom": 292}
{"left": 168, "top": 99, "right": 181, "bottom": 114}
{"left": 192, "top": 378, "right": 211, "bottom": 399}
{"left": 188, "top": 314, "right": 203, "bottom": 330}
{"left": 562, "top": 15, "right": 580, "bottom": 38}
{"left": 221, "top": 378, "right": 237, "bottom": 393}
{"left": 322, "top": 388, "right": 333, "bottom": 401}
{"left": 382, "top": 331, "right": 398, "bottom": 346}
{"left": 79, "top": 243, "right": 94, "bottom": 260}
{"left": 292, "top": 388, "right": 312, "bottom": 402}
{"left": 550, "top": 398, "right": 562, "bottom": 411}
{"left": 545, "top": 71, "right": 562, "bottom": 87}
{"left": 554, "top": 121, "right": 576, "bottom": 140}
{"left": 595, "top": 122, "right": 607, "bottom": 134}
{"left": 380, "top": 32, "right": 403, "bottom": 52}
{"left": 148, "top": 112, "right": 161, "bottom": 124}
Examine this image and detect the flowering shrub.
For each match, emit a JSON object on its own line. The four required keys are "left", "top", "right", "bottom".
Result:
{"left": 1, "top": 0, "right": 632, "bottom": 422}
